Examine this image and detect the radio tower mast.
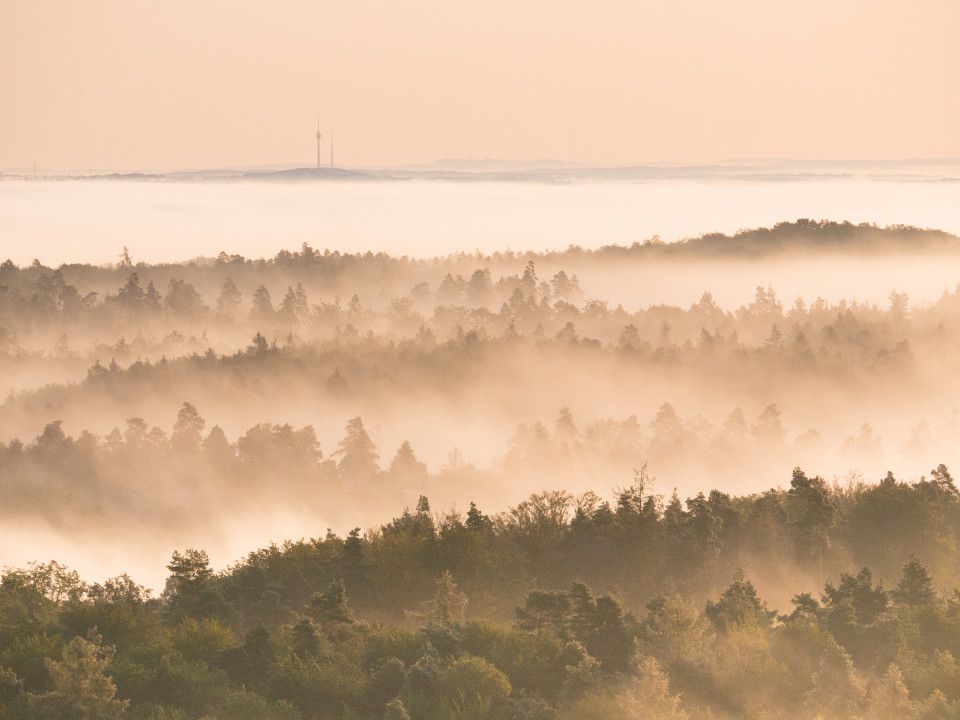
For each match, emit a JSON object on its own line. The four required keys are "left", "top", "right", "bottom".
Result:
{"left": 315, "top": 117, "right": 322, "bottom": 170}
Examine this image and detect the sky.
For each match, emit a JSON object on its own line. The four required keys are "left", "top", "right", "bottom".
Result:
{"left": 2, "top": 0, "right": 959, "bottom": 171}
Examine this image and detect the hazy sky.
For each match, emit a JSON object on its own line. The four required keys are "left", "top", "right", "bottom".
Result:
{"left": 2, "top": 0, "right": 958, "bottom": 170}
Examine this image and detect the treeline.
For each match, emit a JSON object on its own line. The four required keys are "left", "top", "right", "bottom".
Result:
{"left": 2, "top": 401, "right": 956, "bottom": 533}
{"left": 662, "top": 218, "right": 958, "bottom": 257}
{"left": 0, "top": 408, "right": 454, "bottom": 532}
{"left": 2, "top": 250, "right": 957, "bottom": 385}
{"left": 5, "top": 280, "right": 944, "bottom": 386}
{"left": 4, "top": 278, "right": 958, "bottom": 424}
{"left": 4, "top": 468, "right": 960, "bottom": 718}
{"left": 1, "top": 219, "right": 958, "bottom": 349}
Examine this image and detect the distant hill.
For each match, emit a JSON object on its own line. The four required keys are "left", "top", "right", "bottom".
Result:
{"left": 242, "top": 167, "right": 374, "bottom": 181}
{"left": 8, "top": 157, "right": 960, "bottom": 183}
{"left": 597, "top": 219, "right": 960, "bottom": 258}
{"left": 380, "top": 158, "right": 588, "bottom": 173}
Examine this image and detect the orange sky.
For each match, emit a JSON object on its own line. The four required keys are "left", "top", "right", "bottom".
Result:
{"left": 2, "top": 0, "right": 958, "bottom": 170}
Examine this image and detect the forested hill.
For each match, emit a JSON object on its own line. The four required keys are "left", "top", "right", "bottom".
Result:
{"left": 656, "top": 219, "right": 958, "bottom": 257}
{"left": 2, "top": 220, "right": 957, "bottom": 288}
{"left": 2, "top": 467, "right": 960, "bottom": 719}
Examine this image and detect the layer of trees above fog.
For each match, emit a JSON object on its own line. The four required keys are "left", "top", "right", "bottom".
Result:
{"left": 2, "top": 220, "right": 960, "bottom": 566}
{"left": 2, "top": 222, "right": 957, "bottom": 408}
{"left": 1, "top": 220, "right": 958, "bottom": 350}
{"left": 2, "top": 228, "right": 960, "bottom": 491}
{"left": 4, "top": 467, "right": 960, "bottom": 719}
{"left": 1, "top": 401, "right": 956, "bottom": 535}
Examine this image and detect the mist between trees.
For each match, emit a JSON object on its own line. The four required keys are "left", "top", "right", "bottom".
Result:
{"left": 3, "top": 468, "right": 960, "bottom": 719}
{"left": 0, "top": 400, "right": 957, "bottom": 545}
{"left": 2, "top": 219, "right": 960, "bottom": 717}
{"left": 1, "top": 220, "right": 959, "bottom": 505}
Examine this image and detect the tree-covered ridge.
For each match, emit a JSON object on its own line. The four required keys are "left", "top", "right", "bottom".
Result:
{"left": 1, "top": 219, "right": 957, "bottom": 345}
{"left": 661, "top": 218, "right": 958, "bottom": 257}
{"left": 3, "top": 469, "right": 960, "bottom": 719}
{"left": 3, "top": 219, "right": 956, "bottom": 291}
{"left": 3, "top": 221, "right": 958, "bottom": 386}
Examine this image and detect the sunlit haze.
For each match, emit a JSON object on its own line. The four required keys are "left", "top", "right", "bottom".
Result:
{"left": 4, "top": 5, "right": 960, "bottom": 717}
{"left": 2, "top": 0, "right": 960, "bottom": 170}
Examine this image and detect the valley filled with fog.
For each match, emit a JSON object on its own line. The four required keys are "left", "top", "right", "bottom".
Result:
{"left": 8, "top": 0, "right": 960, "bottom": 714}
{"left": 1, "top": 209, "right": 959, "bottom": 588}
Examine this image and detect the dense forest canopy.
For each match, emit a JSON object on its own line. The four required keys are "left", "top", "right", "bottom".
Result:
{"left": 3, "top": 469, "right": 960, "bottom": 719}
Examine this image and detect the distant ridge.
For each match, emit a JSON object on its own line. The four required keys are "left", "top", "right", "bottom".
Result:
{"left": 6, "top": 157, "right": 960, "bottom": 183}
{"left": 379, "top": 158, "right": 588, "bottom": 173}
{"left": 611, "top": 219, "right": 960, "bottom": 258}
{"left": 242, "top": 167, "right": 374, "bottom": 181}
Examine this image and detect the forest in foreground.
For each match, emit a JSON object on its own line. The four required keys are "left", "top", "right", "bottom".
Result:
{"left": 3, "top": 466, "right": 960, "bottom": 719}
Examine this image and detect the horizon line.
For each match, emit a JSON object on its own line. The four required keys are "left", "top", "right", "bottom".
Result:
{"left": 5, "top": 155, "right": 960, "bottom": 177}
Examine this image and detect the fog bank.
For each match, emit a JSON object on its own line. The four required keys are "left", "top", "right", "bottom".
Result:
{"left": 4, "top": 178, "right": 960, "bottom": 269}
